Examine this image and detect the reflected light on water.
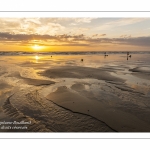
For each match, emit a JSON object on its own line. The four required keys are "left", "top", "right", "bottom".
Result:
{"left": 35, "top": 55, "right": 39, "bottom": 60}
{"left": 34, "top": 55, "right": 41, "bottom": 63}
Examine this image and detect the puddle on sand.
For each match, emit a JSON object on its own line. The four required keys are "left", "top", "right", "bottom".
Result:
{"left": 39, "top": 78, "right": 105, "bottom": 97}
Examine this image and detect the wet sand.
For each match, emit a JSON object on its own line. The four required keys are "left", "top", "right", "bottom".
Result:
{"left": 130, "top": 67, "right": 150, "bottom": 80}
{"left": 39, "top": 66, "right": 124, "bottom": 82}
{"left": 0, "top": 54, "right": 150, "bottom": 132}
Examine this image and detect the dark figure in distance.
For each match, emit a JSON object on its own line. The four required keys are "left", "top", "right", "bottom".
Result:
{"left": 104, "top": 52, "right": 108, "bottom": 57}
{"left": 127, "top": 52, "right": 131, "bottom": 60}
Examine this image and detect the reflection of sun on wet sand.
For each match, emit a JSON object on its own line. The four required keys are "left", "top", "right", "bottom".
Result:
{"left": 7, "top": 71, "right": 55, "bottom": 86}
{"left": 0, "top": 53, "right": 150, "bottom": 132}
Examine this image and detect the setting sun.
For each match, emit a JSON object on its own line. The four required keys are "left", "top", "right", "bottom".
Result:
{"left": 32, "top": 45, "right": 42, "bottom": 50}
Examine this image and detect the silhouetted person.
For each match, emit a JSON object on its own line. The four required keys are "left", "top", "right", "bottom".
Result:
{"left": 104, "top": 52, "right": 108, "bottom": 57}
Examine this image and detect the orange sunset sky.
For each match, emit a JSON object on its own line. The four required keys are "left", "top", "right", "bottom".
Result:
{"left": 0, "top": 18, "right": 150, "bottom": 51}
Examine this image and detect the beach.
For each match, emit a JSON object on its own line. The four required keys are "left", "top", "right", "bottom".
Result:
{"left": 0, "top": 52, "right": 150, "bottom": 132}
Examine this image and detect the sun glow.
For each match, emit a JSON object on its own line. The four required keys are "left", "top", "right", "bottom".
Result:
{"left": 32, "top": 45, "right": 42, "bottom": 50}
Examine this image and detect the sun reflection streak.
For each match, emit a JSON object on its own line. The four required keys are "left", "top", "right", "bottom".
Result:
{"left": 35, "top": 55, "right": 39, "bottom": 60}
{"left": 34, "top": 55, "right": 41, "bottom": 63}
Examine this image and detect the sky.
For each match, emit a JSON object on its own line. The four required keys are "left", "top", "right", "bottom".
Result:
{"left": 0, "top": 18, "right": 150, "bottom": 51}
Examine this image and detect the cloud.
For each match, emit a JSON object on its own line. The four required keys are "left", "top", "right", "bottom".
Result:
{"left": 74, "top": 18, "right": 95, "bottom": 23}
{"left": 114, "top": 36, "right": 150, "bottom": 47}
{"left": 92, "top": 34, "right": 106, "bottom": 37}
{"left": 69, "top": 18, "right": 97, "bottom": 25}
{"left": 92, "top": 34, "right": 98, "bottom": 37}
{"left": 0, "top": 18, "right": 65, "bottom": 35}
{"left": 97, "top": 18, "right": 148, "bottom": 30}
{"left": 120, "top": 35, "right": 131, "bottom": 38}
{"left": 100, "top": 34, "right": 106, "bottom": 36}
{"left": 0, "top": 18, "right": 96, "bottom": 37}
{"left": 0, "top": 32, "right": 150, "bottom": 47}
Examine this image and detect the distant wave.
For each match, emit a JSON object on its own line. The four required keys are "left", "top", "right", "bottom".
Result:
{"left": 0, "top": 51, "right": 150, "bottom": 56}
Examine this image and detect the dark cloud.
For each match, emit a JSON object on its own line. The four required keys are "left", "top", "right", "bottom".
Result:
{"left": 92, "top": 34, "right": 98, "bottom": 37}
{"left": 100, "top": 34, "right": 106, "bottom": 36}
{"left": 0, "top": 32, "right": 150, "bottom": 47}
{"left": 120, "top": 35, "right": 131, "bottom": 38}
{"left": 92, "top": 34, "right": 106, "bottom": 37}
{"left": 0, "top": 32, "right": 84, "bottom": 41}
{"left": 0, "top": 32, "right": 57, "bottom": 41}
{"left": 113, "top": 36, "right": 150, "bottom": 46}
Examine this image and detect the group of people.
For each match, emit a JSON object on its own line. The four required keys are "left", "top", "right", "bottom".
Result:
{"left": 104, "top": 52, "right": 131, "bottom": 60}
